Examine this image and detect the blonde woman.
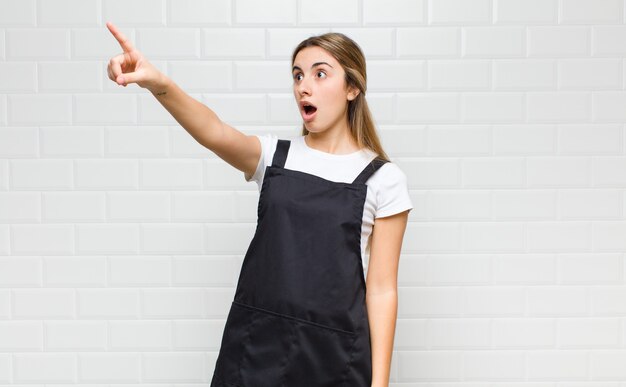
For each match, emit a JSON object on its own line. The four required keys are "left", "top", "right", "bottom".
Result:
{"left": 106, "top": 22, "right": 412, "bottom": 387}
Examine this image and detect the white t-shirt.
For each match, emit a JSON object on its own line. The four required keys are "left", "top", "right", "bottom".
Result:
{"left": 245, "top": 133, "right": 413, "bottom": 278}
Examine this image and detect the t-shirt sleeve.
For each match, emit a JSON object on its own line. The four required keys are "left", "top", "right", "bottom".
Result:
{"left": 374, "top": 162, "right": 413, "bottom": 219}
{"left": 244, "top": 133, "right": 278, "bottom": 190}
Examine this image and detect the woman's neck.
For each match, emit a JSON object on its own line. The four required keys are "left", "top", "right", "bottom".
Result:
{"left": 305, "top": 131, "right": 361, "bottom": 155}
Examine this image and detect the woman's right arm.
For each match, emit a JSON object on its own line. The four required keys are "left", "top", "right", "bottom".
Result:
{"left": 150, "top": 76, "right": 261, "bottom": 181}
{"left": 105, "top": 21, "right": 260, "bottom": 179}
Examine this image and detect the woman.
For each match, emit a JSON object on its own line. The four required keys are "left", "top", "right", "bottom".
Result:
{"left": 106, "top": 21, "right": 412, "bottom": 387}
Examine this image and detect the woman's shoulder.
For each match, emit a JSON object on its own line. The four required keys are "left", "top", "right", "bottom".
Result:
{"left": 368, "top": 159, "right": 409, "bottom": 189}
{"left": 254, "top": 133, "right": 295, "bottom": 154}
{"left": 245, "top": 133, "right": 298, "bottom": 186}
{"left": 367, "top": 158, "right": 413, "bottom": 218}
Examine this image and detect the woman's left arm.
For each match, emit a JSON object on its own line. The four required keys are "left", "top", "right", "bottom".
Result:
{"left": 366, "top": 209, "right": 410, "bottom": 387}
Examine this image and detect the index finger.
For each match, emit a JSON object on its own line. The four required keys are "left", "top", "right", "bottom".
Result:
{"left": 106, "top": 21, "right": 135, "bottom": 53}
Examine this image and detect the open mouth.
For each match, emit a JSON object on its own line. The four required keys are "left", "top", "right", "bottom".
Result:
{"left": 301, "top": 102, "right": 318, "bottom": 120}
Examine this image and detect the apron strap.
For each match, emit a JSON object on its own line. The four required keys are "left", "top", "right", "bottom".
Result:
{"left": 352, "top": 157, "right": 388, "bottom": 185}
{"left": 271, "top": 139, "right": 291, "bottom": 168}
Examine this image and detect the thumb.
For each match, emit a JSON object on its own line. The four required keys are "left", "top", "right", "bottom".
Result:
{"left": 117, "top": 70, "right": 142, "bottom": 86}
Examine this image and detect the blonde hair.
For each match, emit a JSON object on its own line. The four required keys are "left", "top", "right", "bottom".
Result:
{"left": 291, "top": 32, "right": 390, "bottom": 162}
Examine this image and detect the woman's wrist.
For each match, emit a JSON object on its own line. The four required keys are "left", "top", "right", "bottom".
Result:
{"left": 148, "top": 73, "right": 171, "bottom": 96}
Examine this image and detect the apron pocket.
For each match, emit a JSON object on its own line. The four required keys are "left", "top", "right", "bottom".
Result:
{"left": 282, "top": 319, "right": 358, "bottom": 387}
{"left": 218, "top": 302, "right": 359, "bottom": 386}
{"left": 211, "top": 302, "right": 253, "bottom": 386}
{"left": 238, "top": 307, "right": 295, "bottom": 386}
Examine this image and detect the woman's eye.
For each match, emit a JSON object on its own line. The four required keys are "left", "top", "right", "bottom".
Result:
{"left": 293, "top": 71, "right": 326, "bottom": 81}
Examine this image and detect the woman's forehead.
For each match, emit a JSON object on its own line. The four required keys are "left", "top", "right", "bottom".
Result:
{"left": 293, "top": 46, "right": 337, "bottom": 67}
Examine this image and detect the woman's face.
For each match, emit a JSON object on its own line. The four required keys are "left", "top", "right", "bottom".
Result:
{"left": 292, "top": 46, "right": 358, "bottom": 134}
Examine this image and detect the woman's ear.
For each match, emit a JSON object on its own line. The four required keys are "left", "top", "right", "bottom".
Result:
{"left": 347, "top": 87, "right": 360, "bottom": 101}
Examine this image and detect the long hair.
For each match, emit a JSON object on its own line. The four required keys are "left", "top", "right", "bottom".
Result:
{"left": 291, "top": 33, "right": 390, "bottom": 162}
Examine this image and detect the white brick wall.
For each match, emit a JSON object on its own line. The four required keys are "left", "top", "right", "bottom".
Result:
{"left": 0, "top": 0, "right": 625, "bottom": 385}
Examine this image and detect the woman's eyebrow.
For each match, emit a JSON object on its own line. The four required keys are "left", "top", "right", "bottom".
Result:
{"left": 292, "top": 62, "right": 333, "bottom": 72}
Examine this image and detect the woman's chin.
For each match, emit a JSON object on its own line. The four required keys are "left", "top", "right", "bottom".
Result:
{"left": 303, "top": 122, "right": 320, "bottom": 132}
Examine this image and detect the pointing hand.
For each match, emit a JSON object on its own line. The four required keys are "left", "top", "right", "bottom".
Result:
{"left": 105, "top": 21, "right": 165, "bottom": 91}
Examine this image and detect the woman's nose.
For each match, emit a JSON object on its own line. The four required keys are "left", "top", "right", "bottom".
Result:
{"left": 296, "top": 76, "right": 311, "bottom": 95}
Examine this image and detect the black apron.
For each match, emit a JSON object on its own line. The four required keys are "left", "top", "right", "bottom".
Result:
{"left": 210, "top": 138, "right": 388, "bottom": 387}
